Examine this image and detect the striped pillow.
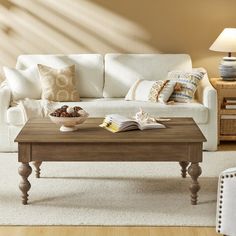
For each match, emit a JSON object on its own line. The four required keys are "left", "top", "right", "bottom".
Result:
{"left": 168, "top": 68, "right": 206, "bottom": 103}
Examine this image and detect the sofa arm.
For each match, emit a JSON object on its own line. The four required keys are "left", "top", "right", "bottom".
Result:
{"left": 0, "top": 81, "right": 11, "bottom": 124}
{"left": 196, "top": 73, "right": 218, "bottom": 150}
{"left": 196, "top": 74, "right": 217, "bottom": 109}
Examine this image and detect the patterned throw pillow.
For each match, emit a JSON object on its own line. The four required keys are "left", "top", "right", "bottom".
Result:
{"left": 168, "top": 68, "right": 206, "bottom": 103}
{"left": 125, "top": 79, "right": 176, "bottom": 103}
{"left": 38, "top": 64, "right": 80, "bottom": 102}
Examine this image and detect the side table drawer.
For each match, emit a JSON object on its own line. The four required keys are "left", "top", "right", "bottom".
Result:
{"left": 221, "top": 119, "right": 236, "bottom": 135}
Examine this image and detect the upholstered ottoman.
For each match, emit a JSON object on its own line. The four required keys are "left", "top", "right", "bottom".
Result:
{"left": 216, "top": 168, "right": 236, "bottom": 236}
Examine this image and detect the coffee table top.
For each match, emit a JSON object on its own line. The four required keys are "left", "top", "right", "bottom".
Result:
{"left": 15, "top": 118, "right": 206, "bottom": 143}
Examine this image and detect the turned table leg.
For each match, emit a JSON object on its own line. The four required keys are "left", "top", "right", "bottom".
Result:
{"left": 188, "top": 162, "right": 202, "bottom": 205}
{"left": 33, "top": 161, "right": 42, "bottom": 178}
{"left": 179, "top": 161, "right": 189, "bottom": 178}
{"left": 18, "top": 163, "right": 32, "bottom": 205}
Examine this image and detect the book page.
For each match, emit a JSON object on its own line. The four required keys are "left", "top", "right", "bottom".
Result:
{"left": 138, "top": 122, "right": 166, "bottom": 130}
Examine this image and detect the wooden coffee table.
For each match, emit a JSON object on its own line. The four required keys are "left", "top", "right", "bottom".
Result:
{"left": 15, "top": 118, "right": 206, "bottom": 205}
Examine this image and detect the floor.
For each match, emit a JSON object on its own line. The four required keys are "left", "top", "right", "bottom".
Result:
{"left": 2, "top": 141, "right": 235, "bottom": 236}
{"left": 0, "top": 226, "right": 218, "bottom": 236}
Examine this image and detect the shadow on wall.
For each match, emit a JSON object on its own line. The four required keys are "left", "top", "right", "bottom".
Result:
{"left": 0, "top": 0, "right": 157, "bottom": 69}
{"left": 0, "top": 0, "right": 236, "bottom": 78}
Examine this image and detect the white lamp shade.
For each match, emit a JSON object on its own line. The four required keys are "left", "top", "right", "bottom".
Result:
{"left": 210, "top": 28, "right": 236, "bottom": 53}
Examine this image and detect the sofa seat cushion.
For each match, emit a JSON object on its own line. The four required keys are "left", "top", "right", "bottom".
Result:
{"left": 53, "top": 98, "right": 208, "bottom": 124}
{"left": 7, "top": 98, "right": 208, "bottom": 126}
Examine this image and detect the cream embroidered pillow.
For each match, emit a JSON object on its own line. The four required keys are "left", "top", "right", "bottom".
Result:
{"left": 125, "top": 79, "right": 176, "bottom": 103}
{"left": 157, "top": 80, "right": 177, "bottom": 103}
{"left": 168, "top": 68, "right": 206, "bottom": 103}
{"left": 38, "top": 64, "right": 80, "bottom": 102}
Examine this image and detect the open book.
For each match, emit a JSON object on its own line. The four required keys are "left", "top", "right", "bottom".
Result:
{"left": 100, "top": 114, "right": 166, "bottom": 133}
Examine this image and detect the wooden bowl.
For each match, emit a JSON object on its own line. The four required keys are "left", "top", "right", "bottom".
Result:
{"left": 49, "top": 112, "right": 89, "bottom": 132}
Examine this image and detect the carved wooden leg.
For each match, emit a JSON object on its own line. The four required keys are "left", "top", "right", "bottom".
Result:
{"left": 18, "top": 163, "right": 32, "bottom": 205}
{"left": 179, "top": 161, "right": 189, "bottom": 178}
{"left": 188, "top": 162, "right": 202, "bottom": 205}
{"left": 33, "top": 161, "right": 42, "bottom": 178}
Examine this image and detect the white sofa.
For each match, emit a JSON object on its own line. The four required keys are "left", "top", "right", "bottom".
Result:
{"left": 0, "top": 54, "right": 217, "bottom": 152}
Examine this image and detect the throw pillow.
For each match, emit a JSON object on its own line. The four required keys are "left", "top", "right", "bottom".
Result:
{"left": 157, "top": 81, "right": 178, "bottom": 103}
{"left": 38, "top": 64, "right": 80, "bottom": 102}
{"left": 3, "top": 65, "right": 41, "bottom": 101}
{"left": 168, "top": 68, "right": 206, "bottom": 103}
{"left": 125, "top": 79, "right": 176, "bottom": 103}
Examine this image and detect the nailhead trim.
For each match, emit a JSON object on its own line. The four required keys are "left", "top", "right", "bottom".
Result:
{"left": 217, "top": 172, "right": 236, "bottom": 233}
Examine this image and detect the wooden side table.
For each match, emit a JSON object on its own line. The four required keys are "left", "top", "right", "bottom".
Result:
{"left": 210, "top": 78, "right": 236, "bottom": 143}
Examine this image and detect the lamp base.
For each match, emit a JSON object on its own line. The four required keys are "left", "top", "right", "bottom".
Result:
{"left": 219, "top": 57, "right": 236, "bottom": 79}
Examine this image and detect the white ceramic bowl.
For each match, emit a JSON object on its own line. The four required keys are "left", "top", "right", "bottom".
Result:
{"left": 49, "top": 112, "right": 89, "bottom": 132}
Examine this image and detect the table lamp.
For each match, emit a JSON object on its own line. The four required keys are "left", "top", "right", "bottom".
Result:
{"left": 210, "top": 28, "right": 236, "bottom": 81}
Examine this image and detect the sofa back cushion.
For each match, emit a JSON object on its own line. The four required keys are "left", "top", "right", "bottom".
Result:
{"left": 16, "top": 54, "right": 104, "bottom": 98}
{"left": 103, "top": 54, "right": 192, "bottom": 98}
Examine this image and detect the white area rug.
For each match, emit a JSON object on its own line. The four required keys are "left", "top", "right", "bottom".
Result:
{"left": 0, "top": 151, "right": 236, "bottom": 226}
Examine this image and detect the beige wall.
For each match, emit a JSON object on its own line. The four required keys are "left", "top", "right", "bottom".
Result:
{"left": 1, "top": 0, "right": 236, "bottom": 81}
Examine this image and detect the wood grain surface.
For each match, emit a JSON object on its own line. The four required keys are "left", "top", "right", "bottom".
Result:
{"left": 15, "top": 118, "right": 206, "bottom": 143}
